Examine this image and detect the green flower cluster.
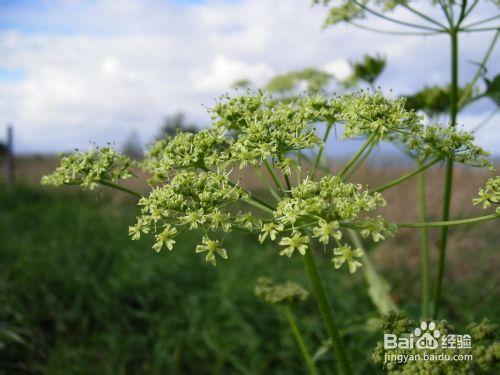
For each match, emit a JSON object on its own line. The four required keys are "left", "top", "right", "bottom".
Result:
{"left": 129, "top": 170, "right": 252, "bottom": 263}
{"left": 255, "top": 277, "right": 308, "bottom": 305}
{"left": 473, "top": 176, "right": 500, "bottom": 209}
{"left": 145, "top": 92, "right": 425, "bottom": 182}
{"left": 42, "top": 90, "right": 492, "bottom": 272}
{"left": 144, "top": 128, "right": 229, "bottom": 182}
{"left": 297, "top": 92, "right": 489, "bottom": 168}
{"left": 211, "top": 93, "right": 322, "bottom": 167}
{"left": 338, "top": 92, "right": 421, "bottom": 139}
{"left": 295, "top": 92, "right": 421, "bottom": 139}
{"left": 390, "top": 123, "right": 491, "bottom": 168}
{"left": 260, "top": 175, "right": 394, "bottom": 272}
{"left": 41, "top": 146, "right": 134, "bottom": 190}
{"left": 372, "top": 312, "right": 500, "bottom": 374}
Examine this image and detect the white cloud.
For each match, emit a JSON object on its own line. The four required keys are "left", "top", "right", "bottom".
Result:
{"left": 190, "top": 54, "right": 274, "bottom": 92}
{"left": 322, "top": 59, "right": 352, "bottom": 81}
{"left": 0, "top": 0, "right": 498, "bottom": 155}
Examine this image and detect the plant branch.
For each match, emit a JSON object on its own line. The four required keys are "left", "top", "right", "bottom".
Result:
{"left": 400, "top": 3, "right": 448, "bottom": 30}
{"left": 347, "top": 20, "right": 441, "bottom": 36}
{"left": 397, "top": 212, "right": 499, "bottom": 228}
{"left": 278, "top": 156, "right": 293, "bottom": 192}
{"left": 264, "top": 159, "right": 284, "bottom": 195}
{"left": 456, "top": 0, "right": 469, "bottom": 27}
{"left": 461, "top": 15, "right": 500, "bottom": 29}
{"left": 352, "top": 0, "right": 443, "bottom": 32}
{"left": 339, "top": 132, "right": 378, "bottom": 179}
{"left": 458, "top": 30, "right": 498, "bottom": 109}
{"left": 311, "top": 122, "right": 333, "bottom": 180}
{"left": 242, "top": 195, "right": 275, "bottom": 214}
{"left": 283, "top": 306, "right": 319, "bottom": 375}
{"left": 462, "top": 26, "right": 500, "bottom": 32}
{"left": 99, "top": 180, "right": 142, "bottom": 198}
{"left": 438, "top": 0, "right": 454, "bottom": 27}
{"left": 463, "top": 0, "right": 479, "bottom": 20}
{"left": 371, "top": 157, "right": 440, "bottom": 193}
{"left": 303, "top": 249, "right": 352, "bottom": 374}
{"left": 472, "top": 108, "right": 498, "bottom": 133}
{"left": 342, "top": 135, "right": 379, "bottom": 180}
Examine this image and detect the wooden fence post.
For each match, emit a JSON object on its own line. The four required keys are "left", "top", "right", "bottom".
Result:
{"left": 6, "top": 125, "right": 14, "bottom": 188}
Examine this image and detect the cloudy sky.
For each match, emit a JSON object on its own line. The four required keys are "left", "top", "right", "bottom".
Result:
{"left": 0, "top": 0, "right": 498, "bottom": 155}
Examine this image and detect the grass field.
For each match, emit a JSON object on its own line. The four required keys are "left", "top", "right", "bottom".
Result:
{"left": 0, "top": 157, "right": 498, "bottom": 373}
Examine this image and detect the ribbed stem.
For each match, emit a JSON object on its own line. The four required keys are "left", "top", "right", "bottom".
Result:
{"left": 283, "top": 306, "right": 319, "bottom": 375}
{"left": 417, "top": 164, "right": 430, "bottom": 318}
{"left": 434, "top": 29, "right": 458, "bottom": 318}
{"left": 303, "top": 249, "right": 352, "bottom": 375}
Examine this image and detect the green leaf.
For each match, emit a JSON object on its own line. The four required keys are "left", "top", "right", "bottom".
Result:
{"left": 484, "top": 74, "right": 500, "bottom": 106}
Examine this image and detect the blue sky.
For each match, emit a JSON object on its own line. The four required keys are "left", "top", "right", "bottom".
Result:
{"left": 0, "top": 0, "right": 498, "bottom": 155}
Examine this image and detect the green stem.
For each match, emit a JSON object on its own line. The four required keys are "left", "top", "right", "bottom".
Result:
{"left": 458, "top": 30, "right": 498, "bottom": 109}
{"left": 397, "top": 212, "right": 498, "bottom": 228}
{"left": 461, "top": 15, "right": 499, "bottom": 29}
{"left": 277, "top": 156, "right": 293, "bottom": 192}
{"left": 472, "top": 108, "right": 498, "bottom": 133}
{"left": 371, "top": 157, "right": 440, "bottom": 193}
{"left": 463, "top": 0, "right": 479, "bottom": 20}
{"left": 434, "top": 29, "right": 459, "bottom": 319}
{"left": 283, "top": 306, "right": 319, "bottom": 375}
{"left": 242, "top": 196, "right": 275, "bottom": 214}
{"left": 417, "top": 163, "right": 430, "bottom": 319}
{"left": 439, "top": 0, "right": 454, "bottom": 27}
{"left": 311, "top": 122, "right": 333, "bottom": 179}
{"left": 339, "top": 133, "right": 377, "bottom": 179}
{"left": 464, "top": 27, "right": 500, "bottom": 32}
{"left": 303, "top": 249, "right": 352, "bottom": 375}
{"left": 352, "top": 0, "right": 442, "bottom": 32}
{"left": 263, "top": 159, "right": 284, "bottom": 195}
{"left": 400, "top": 3, "right": 448, "bottom": 30}
{"left": 342, "top": 135, "right": 379, "bottom": 180}
{"left": 347, "top": 20, "right": 440, "bottom": 36}
{"left": 99, "top": 180, "right": 142, "bottom": 198}
{"left": 456, "top": 0, "right": 468, "bottom": 27}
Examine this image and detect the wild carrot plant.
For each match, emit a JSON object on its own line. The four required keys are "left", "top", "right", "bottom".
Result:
{"left": 43, "top": 87, "right": 499, "bottom": 373}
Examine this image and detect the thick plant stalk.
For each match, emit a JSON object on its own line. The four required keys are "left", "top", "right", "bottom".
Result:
{"left": 283, "top": 306, "right": 319, "bottom": 375}
{"left": 417, "top": 165, "right": 430, "bottom": 318}
{"left": 434, "top": 29, "right": 459, "bottom": 318}
{"left": 303, "top": 248, "right": 352, "bottom": 375}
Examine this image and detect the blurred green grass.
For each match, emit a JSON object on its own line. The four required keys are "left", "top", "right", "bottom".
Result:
{"left": 0, "top": 184, "right": 498, "bottom": 374}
